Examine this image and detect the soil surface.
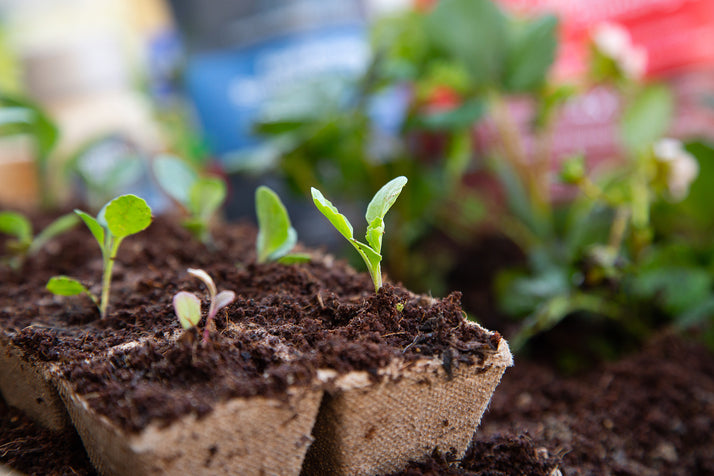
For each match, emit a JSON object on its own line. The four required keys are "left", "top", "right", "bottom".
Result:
{"left": 1, "top": 216, "right": 498, "bottom": 434}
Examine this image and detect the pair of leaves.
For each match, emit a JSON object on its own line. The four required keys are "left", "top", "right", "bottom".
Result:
{"left": 46, "top": 195, "right": 152, "bottom": 316}
{"left": 312, "top": 176, "right": 407, "bottom": 291}
{"left": 0, "top": 211, "right": 78, "bottom": 267}
{"left": 75, "top": 194, "right": 152, "bottom": 249}
{"left": 153, "top": 155, "right": 226, "bottom": 240}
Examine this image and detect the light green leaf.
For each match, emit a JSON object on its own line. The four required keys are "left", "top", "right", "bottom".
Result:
{"left": 425, "top": 0, "right": 508, "bottom": 86}
{"left": 103, "top": 194, "right": 152, "bottom": 239}
{"left": 255, "top": 186, "right": 296, "bottom": 263}
{"left": 173, "top": 291, "right": 202, "bottom": 329}
{"left": 311, "top": 187, "right": 354, "bottom": 240}
{"left": 277, "top": 253, "right": 311, "bottom": 264}
{"left": 0, "top": 107, "right": 33, "bottom": 127}
{"left": 29, "top": 213, "right": 79, "bottom": 255}
{"left": 503, "top": 15, "right": 559, "bottom": 92}
{"left": 620, "top": 84, "right": 673, "bottom": 153}
{"left": 47, "top": 276, "right": 90, "bottom": 297}
{"left": 366, "top": 217, "right": 384, "bottom": 254}
{"left": 414, "top": 98, "right": 485, "bottom": 131}
{"left": 188, "top": 177, "right": 226, "bottom": 221}
{"left": 152, "top": 155, "right": 198, "bottom": 206}
{"left": 0, "top": 211, "right": 32, "bottom": 244}
{"left": 365, "top": 176, "right": 408, "bottom": 224}
{"left": 75, "top": 209, "right": 104, "bottom": 248}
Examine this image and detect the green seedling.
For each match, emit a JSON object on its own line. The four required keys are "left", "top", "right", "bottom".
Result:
{"left": 152, "top": 155, "right": 226, "bottom": 244}
{"left": 173, "top": 268, "right": 235, "bottom": 344}
{"left": 311, "top": 176, "right": 408, "bottom": 292}
{"left": 255, "top": 185, "right": 310, "bottom": 264}
{"left": 46, "top": 194, "right": 152, "bottom": 319}
{"left": 0, "top": 211, "right": 78, "bottom": 269}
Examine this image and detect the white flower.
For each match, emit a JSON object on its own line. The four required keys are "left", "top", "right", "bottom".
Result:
{"left": 653, "top": 138, "right": 699, "bottom": 200}
{"left": 592, "top": 22, "right": 648, "bottom": 80}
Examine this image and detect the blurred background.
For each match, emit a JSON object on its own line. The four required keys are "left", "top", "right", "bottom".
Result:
{"left": 3, "top": 0, "right": 714, "bottom": 354}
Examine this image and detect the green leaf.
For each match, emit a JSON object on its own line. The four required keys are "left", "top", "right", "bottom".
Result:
{"left": 0, "top": 107, "right": 33, "bottom": 127}
{"left": 152, "top": 155, "right": 198, "bottom": 206}
{"left": 103, "top": 194, "right": 152, "bottom": 239}
{"left": 503, "top": 15, "right": 559, "bottom": 92}
{"left": 29, "top": 213, "right": 79, "bottom": 255}
{"left": 173, "top": 291, "right": 202, "bottom": 329}
{"left": 425, "top": 0, "right": 508, "bottom": 86}
{"left": 277, "top": 253, "right": 311, "bottom": 264}
{"left": 188, "top": 177, "right": 226, "bottom": 221}
{"left": 46, "top": 276, "right": 90, "bottom": 297}
{"left": 413, "top": 99, "right": 485, "bottom": 131}
{"left": 630, "top": 266, "right": 712, "bottom": 315}
{"left": 255, "top": 186, "right": 297, "bottom": 263}
{"left": 75, "top": 210, "right": 104, "bottom": 248}
{"left": 620, "top": 84, "right": 673, "bottom": 154}
{"left": 0, "top": 211, "right": 32, "bottom": 244}
{"left": 365, "top": 176, "right": 408, "bottom": 224}
{"left": 311, "top": 187, "right": 354, "bottom": 240}
{"left": 366, "top": 217, "right": 385, "bottom": 254}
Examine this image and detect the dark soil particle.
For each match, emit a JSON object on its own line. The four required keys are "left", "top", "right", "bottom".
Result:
{"left": 0, "top": 216, "right": 497, "bottom": 433}
{"left": 0, "top": 397, "right": 96, "bottom": 476}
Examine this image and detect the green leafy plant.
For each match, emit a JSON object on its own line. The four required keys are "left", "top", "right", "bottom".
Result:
{"left": 0, "top": 211, "right": 78, "bottom": 269}
{"left": 46, "top": 194, "right": 152, "bottom": 319}
{"left": 312, "top": 176, "right": 407, "bottom": 292}
{"left": 255, "top": 185, "right": 309, "bottom": 264}
{"left": 152, "top": 155, "right": 226, "bottom": 244}
{"left": 173, "top": 268, "right": 235, "bottom": 344}
{"left": 0, "top": 95, "right": 59, "bottom": 207}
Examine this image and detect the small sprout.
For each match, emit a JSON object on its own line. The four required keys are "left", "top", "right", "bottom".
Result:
{"left": 396, "top": 302, "right": 405, "bottom": 312}
{"left": 255, "top": 185, "right": 310, "bottom": 264}
{"left": 174, "top": 268, "right": 236, "bottom": 344}
{"left": 46, "top": 194, "right": 152, "bottom": 319}
{"left": 0, "top": 212, "right": 78, "bottom": 269}
{"left": 173, "top": 292, "right": 202, "bottom": 329}
{"left": 311, "top": 176, "right": 408, "bottom": 292}
{"left": 152, "top": 155, "right": 226, "bottom": 244}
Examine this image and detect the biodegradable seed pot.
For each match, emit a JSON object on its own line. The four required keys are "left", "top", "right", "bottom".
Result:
{"left": 0, "top": 217, "right": 511, "bottom": 475}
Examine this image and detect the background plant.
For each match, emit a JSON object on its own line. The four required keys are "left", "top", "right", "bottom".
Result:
{"left": 0, "top": 95, "right": 59, "bottom": 207}
{"left": 152, "top": 154, "right": 226, "bottom": 245}
{"left": 0, "top": 211, "right": 78, "bottom": 269}
{"left": 46, "top": 194, "right": 152, "bottom": 319}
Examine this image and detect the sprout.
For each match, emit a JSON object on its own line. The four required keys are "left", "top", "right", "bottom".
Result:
{"left": 46, "top": 194, "right": 152, "bottom": 319}
{"left": 0, "top": 211, "right": 78, "bottom": 269}
{"left": 311, "top": 176, "right": 408, "bottom": 292}
{"left": 255, "top": 185, "right": 310, "bottom": 264}
{"left": 173, "top": 268, "right": 235, "bottom": 344}
{"left": 152, "top": 155, "right": 226, "bottom": 245}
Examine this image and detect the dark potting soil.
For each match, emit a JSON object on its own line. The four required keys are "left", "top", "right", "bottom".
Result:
{"left": 0, "top": 397, "right": 96, "bottom": 476}
{"left": 0, "top": 216, "right": 499, "bottom": 433}
{"left": 4, "top": 332, "right": 712, "bottom": 475}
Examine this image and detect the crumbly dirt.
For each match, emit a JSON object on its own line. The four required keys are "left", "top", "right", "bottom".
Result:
{"left": 0, "top": 216, "right": 498, "bottom": 434}
{"left": 3, "top": 332, "right": 711, "bottom": 475}
{"left": 0, "top": 397, "right": 96, "bottom": 476}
